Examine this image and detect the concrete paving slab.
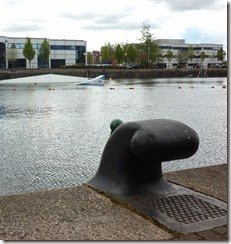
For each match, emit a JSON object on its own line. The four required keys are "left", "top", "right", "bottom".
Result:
{"left": 165, "top": 164, "right": 228, "bottom": 202}
{"left": 0, "top": 184, "right": 172, "bottom": 240}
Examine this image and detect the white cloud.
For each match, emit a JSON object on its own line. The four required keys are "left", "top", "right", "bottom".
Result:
{"left": 3, "top": 23, "right": 43, "bottom": 32}
{"left": 0, "top": 0, "right": 227, "bottom": 51}
{"left": 149, "top": 0, "right": 223, "bottom": 11}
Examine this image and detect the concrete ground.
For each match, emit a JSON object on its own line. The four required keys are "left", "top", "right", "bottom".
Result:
{"left": 0, "top": 164, "right": 228, "bottom": 240}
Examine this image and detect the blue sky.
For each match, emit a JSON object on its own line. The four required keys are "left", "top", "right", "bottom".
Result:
{"left": 0, "top": 0, "right": 227, "bottom": 52}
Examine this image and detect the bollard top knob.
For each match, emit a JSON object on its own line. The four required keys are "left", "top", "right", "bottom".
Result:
{"left": 110, "top": 119, "right": 124, "bottom": 133}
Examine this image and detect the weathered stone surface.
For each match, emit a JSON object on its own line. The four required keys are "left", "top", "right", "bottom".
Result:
{"left": 0, "top": 185, "right": 172, "bottom": 240}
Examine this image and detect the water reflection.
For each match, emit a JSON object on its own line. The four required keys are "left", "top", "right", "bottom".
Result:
{"left": 0, "top": 75, "right": 227, "bottom": 196}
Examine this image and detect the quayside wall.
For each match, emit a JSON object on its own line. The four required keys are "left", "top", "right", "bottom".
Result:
{"left": 0, "top": 68, "right": 227, "bottom": 81}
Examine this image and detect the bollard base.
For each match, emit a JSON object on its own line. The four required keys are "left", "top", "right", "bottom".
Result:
{"left": 87, "top": 180, "right": 227, "bottom": 234}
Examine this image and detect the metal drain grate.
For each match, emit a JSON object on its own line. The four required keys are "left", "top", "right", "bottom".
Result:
{"left": 117, "top": 184, "right": 228, "bottom": 233}
{"left": 150, "top": 194, "right": 227, "bottom": 224}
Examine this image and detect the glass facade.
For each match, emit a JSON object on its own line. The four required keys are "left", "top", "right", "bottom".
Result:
{"left": 8, "top": 43, "right": 25, "bottom": 49}
{"left": 173, "top": 47, "right": 189, "bottom": 51}
{"left": 203, "top": 47, "right": 214, "bottom": 50}
{"left": 51, "top": 45, "right": 75, "bottom": 50}
{"left": 9, "top": 59, "right": 26, "bottom": 69}
{"left": 51, "top": 59, "right": 65, "bottom": 68}
{"left": 76, "top": 46, "right": 85, "bottom": 64}
{"left": 160, "top": 46, "right": 172, "bottom": 49}
{"left": 38, "top": 55, "right": 48, "bottom": 69}
{"left": 0, "top": 42, "right": 6, "bottom": 68}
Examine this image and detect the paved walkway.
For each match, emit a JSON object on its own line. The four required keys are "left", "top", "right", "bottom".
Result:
{"left": 0, "top": 164, "right": 228, "bottom": 240}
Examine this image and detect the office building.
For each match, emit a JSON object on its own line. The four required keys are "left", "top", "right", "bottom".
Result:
{"left": 156, "top": 39, "right": 223, "bottom": 69}
{"left": 0, "top": 36, "right": 87, "bottom": 69}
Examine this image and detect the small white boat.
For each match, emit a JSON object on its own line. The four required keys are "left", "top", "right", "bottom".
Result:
{"left": 78, "top": 75, "right": 105, "bottom": 86}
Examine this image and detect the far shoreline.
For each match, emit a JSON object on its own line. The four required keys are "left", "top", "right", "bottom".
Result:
{"left": 0, "top": 68, "right": 227, "bottom": 81}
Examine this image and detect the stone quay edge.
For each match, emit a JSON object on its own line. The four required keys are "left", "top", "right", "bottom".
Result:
{"left": 0, "top": 164, "right": 228, "bottom": 240}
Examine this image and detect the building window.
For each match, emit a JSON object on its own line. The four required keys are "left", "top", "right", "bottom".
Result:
{"left": 51, "top": 59, "right": 65, "bottom": 68}
{"left": 75, "top": 46, "right": 85, "bottom": 64}
{"left": 50, "top": 45, "right": 76, "bottom": 50}
{"left": 32, "top": 44, "right": 38, "bottom": 49}
{"left": 203, "top": 47, "right": 214, "bottom": 50}
{"left": 160, "top": 46, "right": 172, "bottom": 49}
{"left": 38, "top": 55, "right": 48, "bottom": 68}
{"left": 173, "top": 47, "right": 188, "bottom": 51}
{"left": 15, "top": 59, "right": 26, "bottom": 68}
{"left": 8, "top": 43, "right": 25, "bottom": 49}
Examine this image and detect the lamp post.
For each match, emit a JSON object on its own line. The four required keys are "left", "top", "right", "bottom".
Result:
{"left": 5, "top": 38, "right": 8, "bottom": 69}
{"left": 124, "top": 52, "right": 127, "bottom": 66}
{"left": 83, "top": 52, "right": 87, "bottom": 66}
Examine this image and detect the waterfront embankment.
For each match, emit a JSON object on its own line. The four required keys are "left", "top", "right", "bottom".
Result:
{"left": 0, "top": 164, "right": 227, "bottom": 241}
{"left": 0, "top": 68, "right": 227, "bottom": 81}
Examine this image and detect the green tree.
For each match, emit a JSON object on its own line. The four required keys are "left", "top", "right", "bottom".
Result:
{"left": 166, "top": 49, "right": 173, "bottom": 69}
{"left": 40, "top": 38, "right": 50, "bottom": 68}
{"left": 23, "top": 37, "right": 36, "bottom": 68}
{"left": 177, "top": 49, "right": 188, "bottom": 68}
{"left": 100, "top": 42, "right": 114, "bottom": 64}
{"left": 156, "top": 48, "right": 163, "bottom": 65}
{"left": 114, "top": 44, "right": 124, "bottom": 64}
{"left": 6, "top": 44, "right": 18, "bottom": 68}
{"left": 87, "top": 52, "right": 93, "bottom": 65}
{"left": 187, "top": 45, "right": 194, "bottom": 67}
{"left": 217, "top": 48, "right": 226, "bottom": 62}
{"left": 139, "top": 20, "right": 159, "bottom": 68}
{"left": 200, "top": 51, "right": 206, "bottom": 68}
{"left": 126, "top": 44, "right": 138, "bottom": 64}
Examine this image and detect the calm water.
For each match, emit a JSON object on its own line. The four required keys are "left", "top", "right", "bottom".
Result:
{"left": 0, "top": 74, "right": 227, "bottom": 196}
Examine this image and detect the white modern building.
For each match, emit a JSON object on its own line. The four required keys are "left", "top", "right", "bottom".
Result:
{"left": 0, "top": 36, "right": 87, "bottom": 69}
{"left": 156, "top": 39, "right": 223, "bottom": 69}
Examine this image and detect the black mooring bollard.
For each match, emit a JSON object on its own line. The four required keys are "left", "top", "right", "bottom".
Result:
{"left": 88, "top": 119, "right": 199, "bottom": 196}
